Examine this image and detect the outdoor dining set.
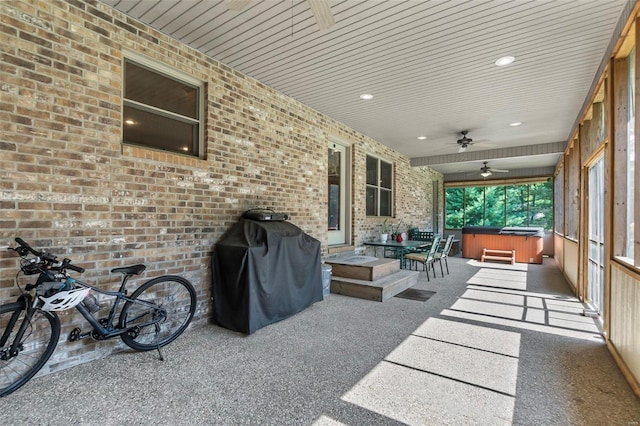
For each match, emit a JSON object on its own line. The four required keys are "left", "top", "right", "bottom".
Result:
{"left": 364, "top": 230, "right": 456, "bottom": 281}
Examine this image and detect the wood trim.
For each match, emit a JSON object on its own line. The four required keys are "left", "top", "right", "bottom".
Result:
{"left": 613, "top": 5, "right": 640, "bottom": 59}
{"left": 608, "top": 262, "right": 640, "bottom": 398}
{"left": 636, "top": 17, "right": 640, "bottom": 267}
{"left": 604, "top": 66, "right": 613, "bottom": 339}
{"left": 606, "top": 340, "right": 640, "bottom": 398}
{"left": 444, "top": 176, "right": 550, "bottom": 188}
{"left": 612, "top": 55, "right": 630, "bottom": 257}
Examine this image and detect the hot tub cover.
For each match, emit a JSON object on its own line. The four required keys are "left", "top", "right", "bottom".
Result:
{"left": 212, "top": 218, "right": 322, "bottom": 334}
{"left": 462, "top": 226, "right": 544, "bottom": 238}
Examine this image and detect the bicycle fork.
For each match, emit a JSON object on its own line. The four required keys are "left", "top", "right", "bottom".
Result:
{"left": 1, "top": 297, "right": 41, "bottom": 361}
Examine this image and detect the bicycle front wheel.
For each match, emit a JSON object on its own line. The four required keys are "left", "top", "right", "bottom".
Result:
{"left": 119, "top": 275, "right": 196, "bottom": 351}
{"left": 0, "top": 301, "right": 60, "bottom": 397}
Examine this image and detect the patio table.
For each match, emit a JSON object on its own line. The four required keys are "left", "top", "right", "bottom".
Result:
{"left": 364, "top": 240, "right": 431, "bottom": 269}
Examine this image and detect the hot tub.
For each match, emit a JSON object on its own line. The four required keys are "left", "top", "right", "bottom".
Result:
{"left": 461, "top": 226, "right": 544, "bottom": 264}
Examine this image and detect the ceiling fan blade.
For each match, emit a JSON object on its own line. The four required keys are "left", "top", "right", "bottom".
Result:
{"left": 225, "top": 0, "right": 252, "bottom": 11}
{"left": 492, "top": 169, "right": 509, "bottom": 173}
{"left": 307, "top": 0, "right": 335, "bottom": 30}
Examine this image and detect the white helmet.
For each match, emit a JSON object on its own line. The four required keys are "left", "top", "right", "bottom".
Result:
{"left": 39, "top": 287, "right": 90, "bottom": 311}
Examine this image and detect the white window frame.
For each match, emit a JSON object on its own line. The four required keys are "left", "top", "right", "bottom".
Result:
{"left": 122, "top": 51, "right": 205, "bottom": 158}
{"left": 366, "top": 154, "right": 393, "bottom": 217}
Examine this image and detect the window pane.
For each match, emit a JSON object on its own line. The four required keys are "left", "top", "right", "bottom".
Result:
{"left": 366, "top": 155, "right": 378, "bottom": 186}
{"left": 445, "top": 182, "right": 553, "bottom": 232}
{"left": 328, "top": 148, "right": 341, "bottom": 230}
{"left": 380, "top": 161, "right": 392, "bottom": 189}
{"left": 366, "top": 187, "right": 377, "bottom": 216}
{"left": 529, "top": 182, "right": 553, "bottom": 231}
{"left": 328, "top": 184, "right": 340, "bottom": 230}
{"left": 445, "top": 188, "right": 464, "bottom": 229}
{"left": 380, "top": 189, "right": 392, "bottom": 217}
{"left": 124, "top": 105, "right": 198, "bottom": 156}
{"left": 464, "top": 187, "right": 484, "bottom": 226}
{"left": 506, "top": 185, "right": 528, "bottom": 227}
{"left": 125, "top": 61, "right": 198, "bottom": 119}
{"left": 484, "top": 186, "right": 505, "bottom": 227}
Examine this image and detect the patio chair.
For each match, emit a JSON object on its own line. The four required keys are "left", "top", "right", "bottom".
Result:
{"left": 405, "top": 236, "right": 443, "bottom": 281}
{"left": 433, "top": 234, "right": 455, "bottom": 275}
{"left": 408, "top": 230, "right": 434, "bottom": 253}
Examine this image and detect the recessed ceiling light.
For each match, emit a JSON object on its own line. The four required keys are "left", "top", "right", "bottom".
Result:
{"left": 509, "top": 122, "right": 522, "bottom": 127}
{"left": 417, "top": 136, "right": 427, "bottom": 140}
{"left": 124, "top": 119, "right": 135, "bottom": 125}
{"left": 495, "top": 56, "right": 515, "bottom": 66}
{"left": 359, "top": 94, "right": 373, "bottom": 100}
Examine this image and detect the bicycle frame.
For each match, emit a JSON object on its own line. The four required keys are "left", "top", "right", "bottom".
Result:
{"left": 68, "top": 276, "right": 166, "bottom": 341}
{"left": 3, "top": 237, "right": 197, "bottom": 398}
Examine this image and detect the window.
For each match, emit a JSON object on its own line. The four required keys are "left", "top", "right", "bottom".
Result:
{"left": 123, "top": 56, "right": 203, "bottom": 157}
{"left": 366, "top": 155, "right": 393, "bottom": 216}
{"left": 445, "top": 180, "right": 553, "bottom": 231}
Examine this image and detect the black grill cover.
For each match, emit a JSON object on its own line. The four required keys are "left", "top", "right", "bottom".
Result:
{"left": 212, "top": 218, "right": 322, "bottom": 334}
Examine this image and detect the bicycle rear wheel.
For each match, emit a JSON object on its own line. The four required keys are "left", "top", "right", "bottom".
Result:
{"left": 0, "top": 301, "right": 60, "bottom": 397}
{"left": 119, "top": 275, "right": 196, "bottom": 351}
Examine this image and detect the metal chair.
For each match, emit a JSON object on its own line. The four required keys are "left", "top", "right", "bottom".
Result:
{"left": 405, "top": 236, "right": 443, "bottom": 281}
{"left": 433, "top": 234, "right": 455, "bottom": 275}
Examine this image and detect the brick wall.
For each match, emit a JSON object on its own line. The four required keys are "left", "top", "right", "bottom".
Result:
{"left": 0, "top": 0, "right": 441, "bottom": 374}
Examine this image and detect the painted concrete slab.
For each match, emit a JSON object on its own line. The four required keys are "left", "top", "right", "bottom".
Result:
{"left": 412, "top": 317, "right": 521, "bottom": 357}
{"left": 385, "top": 335, "right": 519, "bottom": 395}
{"left": 342, "top": 362, "right": 514, "bottom": 426}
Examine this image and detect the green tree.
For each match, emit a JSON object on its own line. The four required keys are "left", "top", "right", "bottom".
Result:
{"left": 529, "top": 181, "right": 553, "bottom": 231}
{"left": 464, "top": 187, "right": 484, "bottom": 226}
{"left": 445, "top": 187, "right": 464, "bottom": 228}
{"left": 485, "top": 185, "right": 505, "bottom": 226}
{"left": 506, "top": 185, "right": 528, "bottom": 227}
{"left": 445, "top": 180, "right": 553, "bottom": 231}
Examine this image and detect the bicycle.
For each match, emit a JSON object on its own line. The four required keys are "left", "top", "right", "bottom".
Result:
{"left": 0, "top": 237, "right": 197, "bottom": 397}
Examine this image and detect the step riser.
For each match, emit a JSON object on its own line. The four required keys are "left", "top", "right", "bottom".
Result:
{"left": 326, "top": 259, "right": 400, "bottom": 281}
{"left": 330, "top": 272, "right": 419, "bottom": 302}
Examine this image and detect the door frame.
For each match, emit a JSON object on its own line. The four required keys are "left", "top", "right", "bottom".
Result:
{"left": 327, "top": 137, "right": 352, "bottom": 247}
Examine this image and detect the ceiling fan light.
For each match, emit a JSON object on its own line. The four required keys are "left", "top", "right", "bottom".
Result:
{"left": 481, "top": 171, "right": 492, "bottom": 178}
{"left": 307, "top": 0, "right": 335, "bottom": 30}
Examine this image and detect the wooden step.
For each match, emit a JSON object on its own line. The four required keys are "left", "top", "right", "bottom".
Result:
{"left": 330, "top": 270, "right": 419, "bottom": 302}
{"left": 325, "top": 256, "right": 399, "bottom": 281}
{"left": 481, "top": 248, "right": 515, "bottom": 264}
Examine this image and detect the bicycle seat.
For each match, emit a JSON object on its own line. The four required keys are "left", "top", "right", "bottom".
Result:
{"left": 111, "top": 264, "right": 146, "bottom": 276}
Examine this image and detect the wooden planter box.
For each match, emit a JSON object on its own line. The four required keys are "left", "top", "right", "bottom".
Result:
{"left": 461, "top": 226, "right": 544, "bottom": 264}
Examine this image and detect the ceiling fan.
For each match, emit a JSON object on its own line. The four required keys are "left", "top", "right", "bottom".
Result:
{"left": 479, "top": 161, "right": 509, "bottom": 178}
{"left": 457, "top": 130, "right": 473, "bottom": 153}
{"left": 225, "top": 0, "right": 335, "bottom": 30}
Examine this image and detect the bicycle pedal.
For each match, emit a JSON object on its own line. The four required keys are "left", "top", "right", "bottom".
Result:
{"left": 68, "top": 327, "right": 91, "bottom": 342}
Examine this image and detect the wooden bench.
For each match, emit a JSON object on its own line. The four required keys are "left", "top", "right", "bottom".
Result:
{"left": 481, "top": 248, "right": 515, "bottom": 264}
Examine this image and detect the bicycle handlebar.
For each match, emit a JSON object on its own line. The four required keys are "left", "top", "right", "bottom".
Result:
{"left": 13, "top": 238, "right": 85, "bottom": 274}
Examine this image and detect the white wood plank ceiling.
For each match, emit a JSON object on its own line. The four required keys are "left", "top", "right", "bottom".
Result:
{"left": 101, "top": 0, "right": 630, "bottom": 178}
